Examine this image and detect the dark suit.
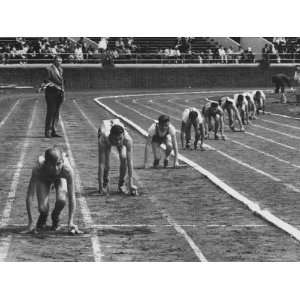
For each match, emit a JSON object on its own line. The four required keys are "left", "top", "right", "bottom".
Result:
{"left": 44, "top": 64, "right": 64, "bottom": 136}
{"left": 272, "top": 73, "right": 291, "bottom": 93}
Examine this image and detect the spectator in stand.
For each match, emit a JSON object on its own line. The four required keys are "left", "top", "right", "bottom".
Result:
{"left": 127, "top": 37, "right": 137, "bottom": 52}
{"left": 175, "top": 48, "right": 181, "bottom": 63}
{"left": 74, "top": 44, "right": 83, "bottom": 63}
{"left": 226, "top": 46, "right": 233, "bottom": 63}
{"left": 295, "top": 44, "right": 300, "bottom": 63}
{"left": 218, "top": 46, "right": 226, "bottom": 63}
{"left": 207, "top": 49, "right": 213, "bottom": 63}
{"left": 124, "top": 48, "right": 132, "bottom": 61}
{"left": 235, "top": 46, "right": 244, "bottom": 63}
{"left": 164, "top": 48, "right": 170, "bottom": 63}
{"left": 10, "top": 46, "right": 18, "bottom": 61}
{"left": 49, "top": 42, "right": 58, "bottom": 58}
{"left": 119, "top": 38, "right": 125, "bottom": 51}
{"left": 273, "top": 37, "right": 286, "bottom": 51}
{"left": 294, "top": 65, "right": 300, "bottom": 104}
{"left": 169, "top": 48, "right": 176, "bottom": 63}
{"left": 198, "top": 51, "right": 204, "bottom": 64}
{"left": 86, "top": 45, "right": 94, "bottom": 61}
{"left": 262, "top": 44, "right": 270, "bottom": 61}
{"left": 27, "top": 45, "right": 37, "bottom": 62}
{"left": 98, "top": 37, "right": 108, "bottom": 53}
{"left": 245, "top": 47, "right": 255, "bottom": 63}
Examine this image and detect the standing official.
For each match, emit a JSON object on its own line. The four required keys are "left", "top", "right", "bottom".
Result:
{"left": 271, "top": 73, "right": 292, "bottom": 104}
{"left": 294, "top": 65, "right": 300, "bottom": 105}
{"left": 44, "top": 56, "right": 64, "bottom": 138}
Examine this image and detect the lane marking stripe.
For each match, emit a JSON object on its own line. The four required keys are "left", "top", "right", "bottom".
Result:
{"left": 0, "top": 101, "right": 37, "bottom": 262}
{"left": 60, "top": 118, "right": 104, "bottom": 262}
{"left": 0, "top": 99, "right": 20, "bottom": 129}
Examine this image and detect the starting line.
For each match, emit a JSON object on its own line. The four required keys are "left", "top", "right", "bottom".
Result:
{"left": 94, "top": 94, "right": 300, "bottom": 244}
{"left": 0, "top": 223, "right": 269, "bottom": 229}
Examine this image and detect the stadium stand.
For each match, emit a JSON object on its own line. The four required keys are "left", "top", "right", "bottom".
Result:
{"left": 1, "top": 37, "right": 300, "bottom": 64}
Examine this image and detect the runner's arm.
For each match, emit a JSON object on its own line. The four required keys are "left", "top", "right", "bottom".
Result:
{"left": 143, "top": 135, "right": 152, "bottom": 168}
{"left": 25, "top": 170, "right": 37, "bottom": 231}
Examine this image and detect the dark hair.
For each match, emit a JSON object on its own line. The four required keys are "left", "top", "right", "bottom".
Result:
{"left": 45, "top": 146, "right": 62, "bottom": 164}
{"left": 237, "top": 94, "right": 244, "bottom": 102}
{"left": 254, "top": 91, "right": 261, "bottom": 97}
{"left": 109, "top": 124, "right": 124, "bottom": 137}
{"left": 188, "top": 111, "right": 198, "bottom": 121}
{"left": 211, "top": 101, "right": 219, "bottom": 108}
{"left": 158, "top": 115, "right": 170, "bottom": 125}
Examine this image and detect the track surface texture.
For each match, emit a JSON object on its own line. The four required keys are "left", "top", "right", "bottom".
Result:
{"left": 1, "top": 88, "right": 300, "bottom": 261}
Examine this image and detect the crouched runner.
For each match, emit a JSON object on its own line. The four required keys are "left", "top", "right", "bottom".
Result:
{"left": 25, "top": 146, "right": 80, "bottom": 235}
{"left": 98, "top": 119, "right": 138, "bottom": 196}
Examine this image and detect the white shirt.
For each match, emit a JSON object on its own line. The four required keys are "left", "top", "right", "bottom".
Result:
{"left": 148, "top": 122, "right": 176, "bottom": 137}
{"left": 181, "top": 107, "right": 203, "bottom": 123}
{"left": 99, "top": 119, "right": 125, "bottom": 137}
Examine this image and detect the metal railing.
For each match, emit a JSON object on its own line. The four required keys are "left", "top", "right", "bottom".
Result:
{"left": 1, "top": 52, "right": 300, "bottom": 64}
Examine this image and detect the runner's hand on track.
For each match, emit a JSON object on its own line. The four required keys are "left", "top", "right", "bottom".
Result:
{"left": 129, "top": 184, "right": 139, "bottom": 196}
{"left": 68, "top": 224, "right": 82, "bottom": 235}
{"left": 99, "top": 185, "right": 109, "bottom": 196}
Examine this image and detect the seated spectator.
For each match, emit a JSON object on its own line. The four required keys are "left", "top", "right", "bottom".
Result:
{"left": 98, "top": 37, "right": 108, "bottom": 52}
{"left": 245, "top": 47, "right": 255, "bottom": 63}
{"left": 49, "top": 43, "right": 58, "bottom": 58}
{"left": 119, "top": 38, "right": 125, "bottom": 51}
{"left": 86, "top": 45, "right": 95, "bottom": 61}
{"left": 198, "top": 51, "right": 204, "bottom": 64}
{"left": 218, "top": 46, "right": 226, "bottom": 63}
{"left": 74, "top": 44, "right": 84, "bottom": 62}
{"left": 112, "top": 48, "right": 119, "bottom": 59}
{"left": 207, "top": 49, "right": 213, "bottom": 63}
{"left": 273, "top": 37, "right": 286, "bottom": 49}
{"left": 226, "top": 46, "right": 233, "bottom": 63}
{"left": 262, "top": 44, "right": 270, "bottom": 61}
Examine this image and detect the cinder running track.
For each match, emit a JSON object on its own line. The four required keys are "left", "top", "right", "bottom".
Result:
{"left": 1, "top": 89, "right": 300, "bottom": 261}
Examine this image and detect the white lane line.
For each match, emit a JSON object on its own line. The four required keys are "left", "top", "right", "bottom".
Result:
{"left": 252, "top": 124, "right": 300, "bottom": 140}
{"left": 264, "top": 111, "right": 300, "bottom": 121}
{"left": 0, "top": 99, "right": 20, "bottom": 129}
{"left": 131, "top": 99, "right": 299, "bottom": 183}
{"left": 0, "top": 100, "right": 37, "bottom": 262}
{"left": 60, "top": 118, "right": 103, "bottom": 262}
{"left": 167, "top": 98, "right": 190, "bottom": 108}
{"left": 0, "top": 236, "right": 12, "bottom": 261}
{"left": 94, "top": 96, "right": 300, "bottom": 243}
{"left": 90, "top": 89, "right": 273, "bottom": 103}
{"left": 245, "top": 131, "right": 298, "bottom": 151}
{"left": 148, "top": 97, "right": 188, "bottom": 114}
{"left": 229, "top": 139, "right": 300, "bottom": 169}
{"left": 116, "top": 99, "right": 156, "bottom": 122}
{"left": 75, "top": 99, "right": 207, "bottom": 262}
{"left": 260, "top": 119, "right": 300, "bottom": 130}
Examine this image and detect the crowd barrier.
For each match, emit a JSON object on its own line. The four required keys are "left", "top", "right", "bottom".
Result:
{"left": 0, "top": 63, "right": 297, "bottom": 90}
